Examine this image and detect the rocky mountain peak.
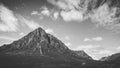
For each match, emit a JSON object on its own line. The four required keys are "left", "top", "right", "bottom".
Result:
{"left": 0, "top": 27, "right": 69, "bottom": 55}
{"left": 0, "top": 27, "right": 92, "bottom": 60}
{"left": 31, "top": 27, "right": 46, "bottom": 37}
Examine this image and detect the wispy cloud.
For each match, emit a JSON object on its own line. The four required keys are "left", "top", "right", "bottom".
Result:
{"left": 19, "top": 32, "right": 24, "bottom": 36}
{"left": 116, "top": 46, "right": 120, "bottom": 51}
{"left": 92, "top": 37, "right": 103, "bottom": 41}
{"left": 21, "top": 18, "right": 40, "bottom": 30}
{"left": 98, "top": 50, "right": 113, "bottom": 55}
{"left": 0, "top": 4, "right": 41, "bottom": 32}
{"left": 83, "top": 38, "right": 91, "bottom": 42}
{"left": 0, "top": 4, "right": 18, "bottom": 32}
{"left": 84, "top": 37, "right": 103, "bottom": 42}
{"left": 64, "top": 36, "right": 70, "bottom": 40}
{"left": 17, "top": 15, "right": 40, "bottom": 30}
{"left": 65, "top": 42, "right": 72, "bottom": 46}
{"left": 0, "top": 36, "right": 17, "bottom": 46}
{"left": 45, "top": 28, "right": 54, "bottom": 34}
{"left": 0, "top": 36, "right": 17, "bottom": 41}
{"left": 75, "top": 45, "right": 100, "bottom": 51}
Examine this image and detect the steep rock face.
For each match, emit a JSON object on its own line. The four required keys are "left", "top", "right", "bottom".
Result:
{"left": 0, "top": 27, "right": 92, "bottom": 60}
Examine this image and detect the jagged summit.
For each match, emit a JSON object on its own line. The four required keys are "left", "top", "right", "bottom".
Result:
{"left": 31, "top": 27, "right": 46, "bottom": 36}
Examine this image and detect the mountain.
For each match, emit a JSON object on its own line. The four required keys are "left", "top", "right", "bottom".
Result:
{"left": 0, "top": 27, "right": 92, "bottom": 60}
{"left": 0, "top": 27, "right": 94, "bottom": 68}
{"left": 100, "top": 53, "right": 120, "bottom": 61}
{"left": 99, "top": 53, "right": 120, "bottom": 68}
{"left": 1, "top": 27, "right": 120, "bottom": 68}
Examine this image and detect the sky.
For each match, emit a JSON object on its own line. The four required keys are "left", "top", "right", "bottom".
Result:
{"left": 0, "top": 0, "right": 120, "bottom": 60}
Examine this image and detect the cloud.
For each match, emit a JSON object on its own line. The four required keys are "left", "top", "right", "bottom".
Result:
{"left": 22, "top": 18, "right": 40, "bottom": 30}
{"left": 31, "top": 10, "right": 43, "bottom": 19}
{"left": 47, "top": 0, "right": 90, "bottom": 22}
{"left": 31, "top": 6, "right": 54, "bottom": 20}
{"left": 17, "top": 15, "right": 40, "bottom": 30}
{"left": 48, "top": 0, "right": 88, "bottom": 10}
{"left": 65, "top": 42, "right": 72, "bottom": 46}
{"left": 83, "top": 38, "right": 91, "bottom": 42}
{"left": 0, "top": 36, "right": 17, "bottom": 41}
{"left": 48, "top": 0, "right": 89, "bottom": 22}
{"left": 19, "top": 32, "right": 24, "bottom": 36}
{"left": 0, "top": 4, "right": 41, "bottom": 32}
{"left": 91, "top": 3, "right": 119, "bottom": 27}
{"left": 31, "top": 11, "right": 39, "bottom": 15}
{"left": 60, "top": 10, "right": 86, "bottom": 21}
{"left": 64, "top": 36, "right": 70, "bottom": 40}
{"left": 53, "top": 12, "right": 59, "bottom": 19}
{"left": 0, "top": 36, "right": 17, "bottom": 46}
{"left": 92, "top": 37, "right": 103, "bottom": 41}
{"left": 48, "top": 0, "right": 120, "bottom": 30}
{"left": 83, "top": 37, "right": 103, "bottom": 42}
{"left": 0, "top": 4, "right": 18, "bottom": 32}
{"left": 64, "top": 36, "right": 71, "bottom": 46}
{"left": 98, "top": 50, "right": 113, "bottom": 55}
{"left": 96, "top": 49, "right": 116, "bottom": 59}
{"left": 116, "top": 46, "right": 120, "bottom": 51}
{"left": 41, "top": 6, "right": 50, "bottom": 16}
{"left": 75, "top": 45, "right": 100, "bottom": 51}
{"left": 45, "top": 28, "right": 54, "bottom": 34}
